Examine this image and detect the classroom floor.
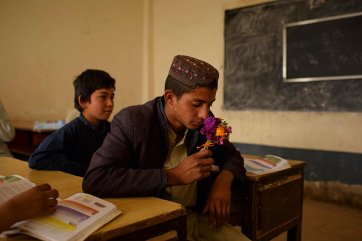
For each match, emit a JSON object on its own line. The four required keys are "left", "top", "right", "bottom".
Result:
{"left": 272, "top": 197, "right": 362, "bottom": 241}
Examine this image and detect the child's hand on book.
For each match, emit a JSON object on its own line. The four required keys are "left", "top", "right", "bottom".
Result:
{"left": 0, "top": 183, "right": 58, "bottom": 232}
{"left": 10, "top": 184, "right": 59, "bottom": 221}
{"left": 1, "top": 175, "right": 121, "bottom": 240}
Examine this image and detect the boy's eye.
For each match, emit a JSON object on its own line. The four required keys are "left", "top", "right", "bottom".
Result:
{"left": 98, "top": 95, "right": 107, "bottom": 100}
{"left": 192, "top": 102, "right": 202, "bottom": 107}
{"left": 192, "top": 102, "right": 213, "bottom": 108}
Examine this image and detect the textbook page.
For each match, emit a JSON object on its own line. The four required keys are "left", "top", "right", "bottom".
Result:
{"left": 19, "top": 193, "right": 122, "bottom": 241}
{"left": 0, "top": 175, "right": 35, "bottom": 204}
{"left": 244, "top": 155, "right": 291, "bottom": 174}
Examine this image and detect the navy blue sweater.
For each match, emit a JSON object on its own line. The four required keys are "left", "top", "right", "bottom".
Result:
{"left": 29, "top": 115, "right": 110, "bottom": 176}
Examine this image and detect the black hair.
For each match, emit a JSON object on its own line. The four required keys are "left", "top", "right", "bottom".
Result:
{"left": 164, "top": 75, "right": 218, "bottom": 99}
{"left": 73, "top": 69, "right": 116, "bottom": 112}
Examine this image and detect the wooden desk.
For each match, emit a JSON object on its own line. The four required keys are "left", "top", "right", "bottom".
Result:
{"left": 240, "top": 158, "right": 305, "bottom": 241}
{"left": 7, "top": 121, "right": 55, "bottom": 158}
{"left": 0, "top": 157, "right": 187, "bottom": 241}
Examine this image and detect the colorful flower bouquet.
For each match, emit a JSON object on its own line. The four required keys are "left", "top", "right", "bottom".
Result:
{"left": 198, "top": 116, "right": 232, "bottom": 171}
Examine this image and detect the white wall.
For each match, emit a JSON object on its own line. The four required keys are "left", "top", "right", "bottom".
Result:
{"left": 0, "top": 0, "right": 144, "bottom": 121}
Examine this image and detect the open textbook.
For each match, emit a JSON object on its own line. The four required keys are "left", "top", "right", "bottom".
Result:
{"left": 244, "top": 155, "right": 291, "bottom": 174}
{"left": 0, "top": 175, "right": 121, "bottom": 241}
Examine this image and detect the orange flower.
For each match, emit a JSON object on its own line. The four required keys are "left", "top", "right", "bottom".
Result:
{"left": 215, "top": 125, "right": 227, "bottom": 138}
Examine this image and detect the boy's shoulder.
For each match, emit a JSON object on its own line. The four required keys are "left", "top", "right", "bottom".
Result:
{"left": 112, "top": 97, "right": 163, "bottom": 127}
{"left": 67, "top": 116, "right": 110, "bottom": 131}
{"left": 115, "top": 97, "right": 161, "bottom": 118}
{"left": 54, "top": 117, "right": 84, "bottom": 134}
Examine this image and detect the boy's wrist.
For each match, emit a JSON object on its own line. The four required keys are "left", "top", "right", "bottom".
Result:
{"left": 0, "top": 201, "right": 18, "bottom": 229}
{"left": 215, "top": 170, "right": 234, "bottom": 187}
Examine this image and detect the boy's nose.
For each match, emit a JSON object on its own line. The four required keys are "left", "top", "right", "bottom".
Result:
{"left": 107, "top": 98, "right": 114, "bottom": 106}
{"left": 199, "top": 106, "right": 209, "bottom": 119}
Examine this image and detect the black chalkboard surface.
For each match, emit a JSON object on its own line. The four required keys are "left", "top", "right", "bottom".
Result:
{"left": 224, "top": 0, "right": 362, "bottom": 111}
{"left": 284, "top": 12, "right": 362, "bottom": 81}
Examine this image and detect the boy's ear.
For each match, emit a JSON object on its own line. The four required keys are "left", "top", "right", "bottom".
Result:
{"left": 78, "top": 95, "right": 87, "bottom": 109}
{"left": 164, "top": 90, "right": 175, "bottom": 105}
{"left": 164, "top": 90, "right": 176, "bottom": 102}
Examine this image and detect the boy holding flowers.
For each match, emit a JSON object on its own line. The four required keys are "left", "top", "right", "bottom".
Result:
{"left": 83, "top": 55, "right": 248, "bottom": 241}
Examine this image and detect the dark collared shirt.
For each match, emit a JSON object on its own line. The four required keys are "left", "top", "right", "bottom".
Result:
{"left": 29, "top": 115, "right": 110, "bottom": 176}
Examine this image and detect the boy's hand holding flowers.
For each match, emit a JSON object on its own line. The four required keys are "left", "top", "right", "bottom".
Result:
{"left": 166, "top": 149, "right": 214, "bottom": 185}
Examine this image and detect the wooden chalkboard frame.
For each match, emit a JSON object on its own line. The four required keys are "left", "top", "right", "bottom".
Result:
{"left": 283, "top": 12, "right": 362, "bottom": 83}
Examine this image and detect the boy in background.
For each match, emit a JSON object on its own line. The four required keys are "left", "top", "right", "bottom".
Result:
{"left": 29, "top": 69, "right": 116, "bottom": 177}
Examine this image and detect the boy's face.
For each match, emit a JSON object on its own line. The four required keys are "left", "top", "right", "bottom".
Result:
{"left": 166, "top": 86, "right": 217, "bottom": 132}
{"left": 81, "top": 88, "right": 115, "bottom": 126}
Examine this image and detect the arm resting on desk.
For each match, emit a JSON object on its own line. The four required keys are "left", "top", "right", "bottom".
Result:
{"left": 28, "top": 133, "right": 87, "bottom": 177}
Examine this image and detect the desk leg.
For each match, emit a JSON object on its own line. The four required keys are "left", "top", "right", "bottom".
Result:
{"left": 175, "top": 215, "right": 187, "bottom": 241}
{"left": 287, "top": 224, "right": 301, "bottom": 241}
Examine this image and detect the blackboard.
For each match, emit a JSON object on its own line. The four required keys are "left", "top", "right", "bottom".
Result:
{"left": 224, "top": 0, "right": 362, "bottom": 111}
{"left": 284, "top": 12, "right": 362, "bottom": 82}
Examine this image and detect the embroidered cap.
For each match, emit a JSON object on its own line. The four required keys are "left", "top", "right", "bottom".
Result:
{"left": 168, "top": 55, "right": 219, "bottom": 88}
